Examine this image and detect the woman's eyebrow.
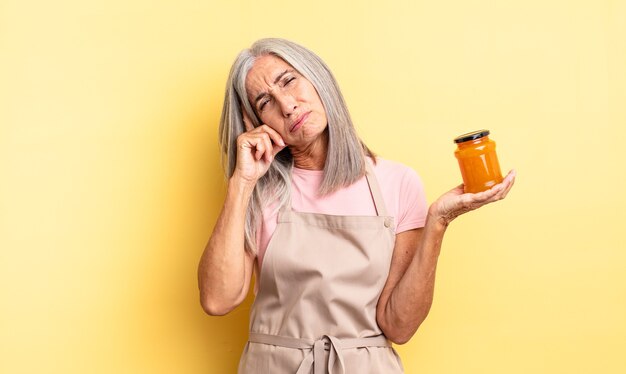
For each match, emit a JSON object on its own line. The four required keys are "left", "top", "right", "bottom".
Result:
{"left": 253, "top": 69, "right": 293, "bottom": 106}
{"left": 274, "top": 69, "right": 291, "bottom": 84}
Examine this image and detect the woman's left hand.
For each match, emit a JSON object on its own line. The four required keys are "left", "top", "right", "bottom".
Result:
{"left": 429, "top": 170, "right": 517, "bottom": 227}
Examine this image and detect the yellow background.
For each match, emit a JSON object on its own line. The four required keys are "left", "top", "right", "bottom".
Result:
{"left": 1, "top": 0, "right": 625, "bottom": 373}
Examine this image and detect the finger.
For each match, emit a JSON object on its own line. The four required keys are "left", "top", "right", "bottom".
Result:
{"left": 253, "top": 133, "right": 272, "bottom": 163}
{"left": 500, "top": 186, "right": 513, "bottom": 200}
{"left": 237, "top": 135, "right": 253, "bottom": 152}
{"left": 272, "top": 142, "right": 287, "bottom": 157}
{"left": 501, "top": 170, "right": 516, "bottom": 186}
{"left": 500, "top": 173, "right": 516, "bottom": 199}
{"left": 242, "top": 135, "right": 264, "bottom": 161}
{"left": 494, "top": 170, "right": 516, "bottom": 199}
{"left": 263, "top": 135, "right": 274, "bottom": 163}
{"left": 242, "top": 109, "right": 255, "bottom": 132}
{"left": 472, "top": 184, "right": 502, "bottom": 202}
{"left": 239, "top": 138, "right": 258, "bottom": 159}
{"left": 254, "top": 140, "right": 265, "bottom": 161}
{"left": 480, "top": 170, "right": 516, "bottom": 200}
{"left": 255, "top": 125, "right": 285, "bottom": 147}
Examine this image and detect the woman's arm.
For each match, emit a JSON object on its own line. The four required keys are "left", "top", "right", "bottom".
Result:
{"left": 376, "top": 170, "right": 516, "bottom": 343}
{"left": 197, "top": 175, "right": 257, "bottom": 316}
{"left": 198, "top": 112, "right": 285, "bottom": 316}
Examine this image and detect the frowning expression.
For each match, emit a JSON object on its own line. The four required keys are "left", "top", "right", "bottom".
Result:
{"left": 245, "top": 55, "right": 328, "bottom": 148}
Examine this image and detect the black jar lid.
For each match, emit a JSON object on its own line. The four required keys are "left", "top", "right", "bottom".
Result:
{"left": 454, "top": 129, "right": 490, "bottom": 144}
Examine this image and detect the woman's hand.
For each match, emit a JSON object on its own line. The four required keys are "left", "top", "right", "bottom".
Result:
{"left": 429, "top": 170, "right": 517, "bottom": 227}
{"left": 234, "top": 110, "right": 286, "bottom": 184}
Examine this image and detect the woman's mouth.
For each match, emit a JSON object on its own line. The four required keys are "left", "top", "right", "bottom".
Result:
{"left": 289, "top": 112, "right": 310, "bottom": 133}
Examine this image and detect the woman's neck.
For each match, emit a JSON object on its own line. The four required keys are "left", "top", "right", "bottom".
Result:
{"left": 291, "top": 131, "right": 328, "bottom": 170}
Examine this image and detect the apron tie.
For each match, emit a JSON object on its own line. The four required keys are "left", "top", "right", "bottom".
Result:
{"left": 306, "top": 335, "right": 344, "bottom": 374}
{"left": 249, "top": 332, "right": 391, "bottom": 374}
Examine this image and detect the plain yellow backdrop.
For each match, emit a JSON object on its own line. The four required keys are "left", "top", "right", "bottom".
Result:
{"left": 1, "top": 0, "right": 625, "bottom": 373}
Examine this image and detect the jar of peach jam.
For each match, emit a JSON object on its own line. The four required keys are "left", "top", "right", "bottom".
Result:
{"left": 454, "top": 130, "right": 503, "bottom": 193}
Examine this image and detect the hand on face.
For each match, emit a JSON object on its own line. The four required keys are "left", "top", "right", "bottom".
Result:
{"left": 233, "top": 109, "right": 287, "bottom": 185}
{"left": 429, "top": 170, "right": 517, "bottom": 226}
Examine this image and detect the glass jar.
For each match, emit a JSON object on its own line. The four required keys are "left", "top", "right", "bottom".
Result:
{"left": 454, "top": 130, "right": 503, "bottom": 193}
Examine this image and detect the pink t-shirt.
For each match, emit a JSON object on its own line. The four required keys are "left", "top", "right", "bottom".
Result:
{"left": 256, "top": 157, "right": 428, "bottom": 269}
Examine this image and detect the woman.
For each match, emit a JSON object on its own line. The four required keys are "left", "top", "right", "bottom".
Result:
{"left": 198, "top": 38, "right": 515, "bottom": 373}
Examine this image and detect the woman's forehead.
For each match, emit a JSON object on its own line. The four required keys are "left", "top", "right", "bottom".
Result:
{"left": 245, "top": 55, "right": 295, "bottom": 97}
{"left": 247, "top": 56, "right": 293, "bottom": 85}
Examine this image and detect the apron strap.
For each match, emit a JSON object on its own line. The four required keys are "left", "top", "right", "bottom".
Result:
{"left": 364, "top": 159, "right": 389, "bottom": 217}
{"left": 248, "top": 332, "right": 392, "bottom": 374}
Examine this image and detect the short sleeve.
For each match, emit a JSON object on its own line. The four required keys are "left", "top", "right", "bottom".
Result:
{"left": 395, "top": 167, "right": 428, "bottom": 233}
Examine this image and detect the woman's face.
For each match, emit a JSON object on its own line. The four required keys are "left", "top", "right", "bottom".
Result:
{"left": 245, "top": 55, "right": 328, "bottom": 149}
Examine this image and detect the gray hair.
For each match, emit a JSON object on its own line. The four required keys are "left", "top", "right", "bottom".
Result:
{"left": 218, "top": 38, "right": 374, "bottom": 254}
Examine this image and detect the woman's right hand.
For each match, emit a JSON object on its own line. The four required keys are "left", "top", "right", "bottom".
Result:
{"left": 233, "top": 110, "right": 286, "bottom": 185}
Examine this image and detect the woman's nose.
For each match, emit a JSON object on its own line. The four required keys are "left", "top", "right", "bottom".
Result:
{"left": 277, "top": 94, "right": 297, "bottom": 117}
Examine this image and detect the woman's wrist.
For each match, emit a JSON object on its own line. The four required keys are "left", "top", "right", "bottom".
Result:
{"left": 426, "top": 207, "right": 451, "bottom": 231}
{"left": 228, "top": 172, "right": 257, "bottom": 199}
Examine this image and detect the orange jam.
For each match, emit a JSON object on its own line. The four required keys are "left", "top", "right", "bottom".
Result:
{"left": 454, "top": 130, "right": 503, "bottom": 193}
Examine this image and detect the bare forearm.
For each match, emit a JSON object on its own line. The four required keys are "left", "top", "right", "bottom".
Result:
{"left": 379, "top": 170, "right": 516, "bottom": 343}
{"left": 383, "top": 214, "right": 447, "bottom": 343}
{"left": 198, "top": 175, "right": 255, "bottom": 314}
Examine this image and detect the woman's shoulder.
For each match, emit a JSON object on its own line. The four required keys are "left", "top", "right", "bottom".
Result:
{"left": 370, "top": 156, "right": 425, "bottom": 196}
{"left": 371, "top": 157, "right": 421, "bottom": 180}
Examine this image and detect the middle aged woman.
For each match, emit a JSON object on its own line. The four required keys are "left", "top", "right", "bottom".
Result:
{"left": 198, "top": 38, "right": 516, "bottom": 373}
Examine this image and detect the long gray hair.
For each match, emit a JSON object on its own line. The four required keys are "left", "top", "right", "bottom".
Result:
{"left": 218, "top": 38, "right": 374, "bottom": 254}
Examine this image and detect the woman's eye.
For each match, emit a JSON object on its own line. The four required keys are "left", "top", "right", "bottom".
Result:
{"left": 259, "top": 99, "right": 270, "bottom": 111}
{"left": 284, "top": 77, "right": 296, "bottom": 86}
